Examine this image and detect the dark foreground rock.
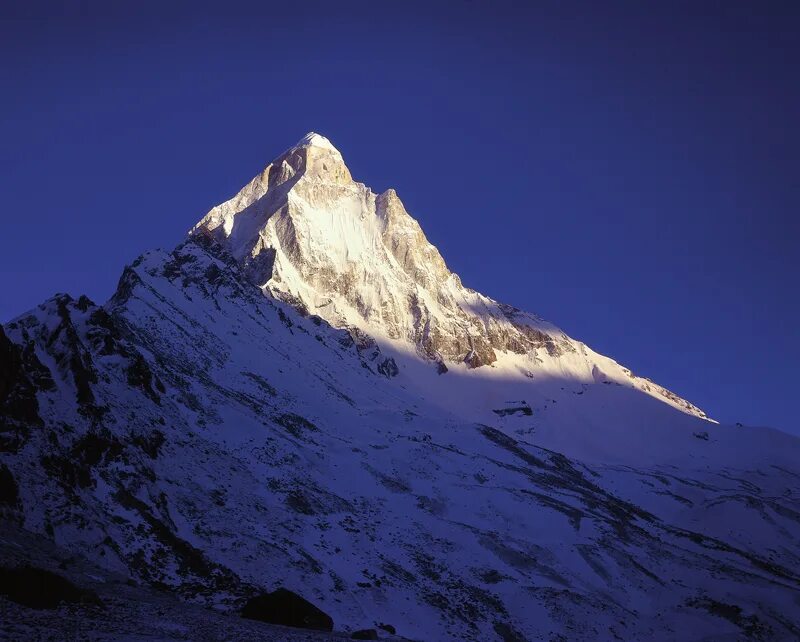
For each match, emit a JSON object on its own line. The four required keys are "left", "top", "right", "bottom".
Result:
{"left": 0, "top": 525, "right": 376, "bottom": 641}
{"left": 0, "top": 464, "right": 20, "bottom": 510}
{"left": 0, "top": 565, "right": 100, "bottom": 609}
{"left": 241, "top": 588, "right": 334, "bottom": 632}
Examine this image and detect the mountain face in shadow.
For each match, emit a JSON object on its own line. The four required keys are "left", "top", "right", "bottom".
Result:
{"left": 1, "top": 134, "right": 799, "bottom": 641}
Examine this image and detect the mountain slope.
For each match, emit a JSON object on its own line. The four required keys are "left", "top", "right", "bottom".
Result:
{"left": 2, "top": 135, "right": 799, "bottom": 641}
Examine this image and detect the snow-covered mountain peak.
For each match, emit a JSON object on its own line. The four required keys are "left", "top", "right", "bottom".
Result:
{"left": 278, "top": 130, "right": 351, "bottom": 184}
{"left": 191, "top": 134, "right": 709, "bottom": 421}
{"left": 6, "top": 133, "right": 800, "bottom": 641}
{"left": 295, "top": 131, "right": 340, "bottom": 153}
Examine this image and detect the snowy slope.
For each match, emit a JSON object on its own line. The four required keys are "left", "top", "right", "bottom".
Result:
{"left": 1, "top": 134, "right": 799, "bottom": 641}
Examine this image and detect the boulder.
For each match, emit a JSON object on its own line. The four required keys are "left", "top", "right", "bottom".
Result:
{"left": 241, "top": 588, "right": 333, "bottom": 631}
{"left": 0, "top": 464, "right": 20, "bottom": 508}
{"left": 0, "top": 565, "right": 100, "bottom": 609}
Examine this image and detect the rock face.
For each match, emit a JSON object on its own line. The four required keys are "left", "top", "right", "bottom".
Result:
{"left": 0, "top": 325, "right": 46, "bottom": 431}
{"left": 192, "top": 134, "right": 706, "bottom": 419}
{"left": 1, "top": 134, "right": 800, "bottom": 641}
{"left": 0, "top": 463, "right": 21, "bottom": 518}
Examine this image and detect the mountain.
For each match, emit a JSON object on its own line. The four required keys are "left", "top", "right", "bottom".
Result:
{"left": 2, "top": 133, "right": 799, "bottom": 641}
{"left": 192, "top": 133, "right": 707, "bottom": 422}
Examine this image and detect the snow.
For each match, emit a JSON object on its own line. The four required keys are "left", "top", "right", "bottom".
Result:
{"left": 2, "top": 133, "right": 799, "bottom": 640}
{"left": 4, "top": 236, "right": 800, "bottom": 639}
{"left": 296, "top": 132, "right": 341, "bottom": 153}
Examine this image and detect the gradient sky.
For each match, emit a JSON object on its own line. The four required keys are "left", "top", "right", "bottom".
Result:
{"left": 1, "top": 1, "right": 798, "bottom": 434}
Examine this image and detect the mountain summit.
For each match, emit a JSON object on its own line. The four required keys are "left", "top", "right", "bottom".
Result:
{"left": 193, "top": 132, "right": 707, "bottom": 427}
{"left": 2, "top": 134, "right": 799, "bottom": 640}
{"left": 297, "top": 131, "right": 341, "bottom": 150}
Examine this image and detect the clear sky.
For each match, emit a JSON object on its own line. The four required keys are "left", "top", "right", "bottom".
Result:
{"left": 1, "top": 1, "right": 798, "bottom": 434}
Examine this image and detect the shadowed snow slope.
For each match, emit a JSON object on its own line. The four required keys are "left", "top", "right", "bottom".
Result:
{"left": 1, "top": 134, "right": 799, "bottom": 641}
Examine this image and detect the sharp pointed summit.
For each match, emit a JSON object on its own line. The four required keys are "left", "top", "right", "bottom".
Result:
{"left": 295, "top": 131, "right": 341, "bottom": 153}
{"left": 192, "top": 133, "right": 708, "bottom": 423}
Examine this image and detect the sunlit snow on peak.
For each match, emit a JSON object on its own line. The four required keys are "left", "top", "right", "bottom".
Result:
{"left": 296, "top": 131, "right": 340, "bottom": 153}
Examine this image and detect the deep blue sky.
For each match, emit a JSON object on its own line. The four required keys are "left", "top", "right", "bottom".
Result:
{"left": 1, "top": 2, "right": 798, "bottom": 434}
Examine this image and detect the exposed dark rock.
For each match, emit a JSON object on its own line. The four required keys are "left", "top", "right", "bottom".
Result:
{"left": 277, "top": 307, "right": 294, "bottom": 328}
{"left": 110, "top": 265, "right": 144, "bottom": 306}
{"left": 351, "top": 628, "right": 379, "bottom": 639}
{"left": 464, "top": 344, "right": 497, "bottom": 369}
{"left": 203, "top": 262, "right": 223, "bottom": 285}
{"left": 242, "top": 371, "right": 277, "bottom": 396}
{"left": 479, "top": 425, "right": 546, "bottom": 468}
{"left": 41, "top": 428, "right": 127, "bottom": 491}
{"left": 273, "top": 412, "right": 318, "bottom": 439}
{"left": 73, "top": 430, "right": 125, "bottom": 470}
{"left": 377, "top": 357, "right": 399, "bottom": 378}
{"left": 496, "top": 306, "right": 566, "bottom": 359}
{"left": 75, "top": 295, "right": 95, "bottom": 312}
{"left": 686, "top": 597, "right": 771, "bottom": 638}
{"left": 0, "top": 463, "right": 20, "bottom": 509}
{"left": 112, "top": 488, "right": 241, "bottom": 590}
{"left": 347, "top": 327, "right": 379, "bottom": 354}
{"left": 69, "top": 353, "right": 97, "bottom": 406}
{"left": 85, "top": 307, "right": 123, "bottom": 355}
{"left": 131, "top": 429, "right": 166, "bottom": 459}
{"left": 286, "top": 489, "right": 315, "bottom": 515}
{"left": 377, "top": 622, "right": 396, "bottom": 634}
{"left": 275, "top": 292, "right": 310, "bottom": 317}
{"left": 493, "top": 404, "right": 533, "bottom": 417}
{"left": 0, "top": 565, "right": 100, "bottom": 609}
{"left": 47, "top": 295, "right": 99, "bottom": 408}
{"left": 126, "top": 353, "right": 162, "bottom": 404}
{"left": 0, "top": 325, "right": 42, "bottom": 428}
{"left": 243, "top": 247, "right": 277, "bottom": 285}
{"left": 477, "top": 569, "right": 506, "bottom": 584}
{"left": 21, "top": 342, "right": 56, "bottom": 392}
{"left": 160, "top": 251, "right": 197, "bottom": 281}
{"left": 494, "top": 621, "right": 527, "bottom": 642}
{"left": 241, "top": 588, "right": 333, "bottom": 631}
